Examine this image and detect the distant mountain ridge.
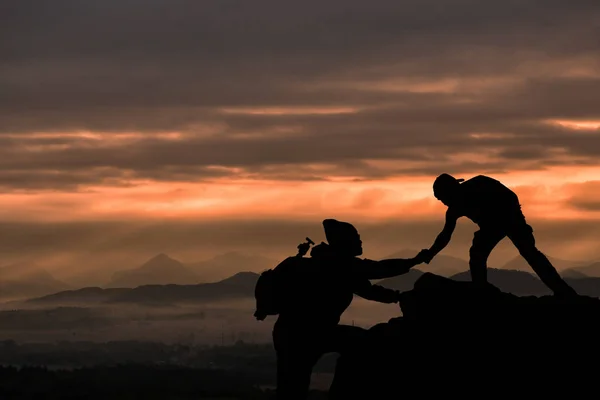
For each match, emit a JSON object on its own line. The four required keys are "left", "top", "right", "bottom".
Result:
{"left": 26, "top": 265, "right": 600, "bottom": 308}
{"left": 25, "top": 271, "right": 261, "bottom": 306}
{"left": 108, "top": 271, "right": 260, "bottom": 305}
{"left": 7, "top": 250, "right": 600, "bottom": 306}
{"left": 184, "top": 251, "right": 276, "bottom": 281}
{"left": 565, "top": 261, "right": 600, "bottom": 278}
{"left": 450, "top": 268, "right": 550, "bottom": 296}
{"left": 499, "top": 254, "right": 600, "bottom": 279}
{"left": 0, "top": 262, "right": 71, "bottom": 300}
{"left": 25, "top": 287, "right": 130, "bottom": 305}
{"left": 379, "top": 268, "right": 600, "bottom": 298}
{"left": 106, "top": 253, "right": 201, "bottom": 288}
{"left": 500, "top": 255, "right": 589, "bottom": 272}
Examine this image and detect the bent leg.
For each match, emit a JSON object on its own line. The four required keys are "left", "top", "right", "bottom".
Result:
{"left": 275, "top": 350, "right": 316, "bottom": 399}
{"left": 507, "top": 224, "right": 577, "bottom": 296}
{"left": 469, "top": 229, "right": 505, "bottom": 284}
{"left": 276, "top": 325, "right": 368, "bottom": 399}
{"left": 326, "top": 325, "right": 368, "bottom": 399}
{"left": 274, "top": 327, "right": 323, "bottom": 399}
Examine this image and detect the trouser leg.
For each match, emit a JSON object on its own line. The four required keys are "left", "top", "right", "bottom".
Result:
{"left": 275, "top": 349, "right": 317, "bottom": 400}
{"left": 273, "top": 326, "right": 326, "bottom": 400}
{"left": 327, "top": 325, "right": 368, "bottom": 399}
{"left": 469, "top": 229, "right": 505, "bottom": 284}
{"left": 507, "top": 224, "right": 577, "bottom": 296}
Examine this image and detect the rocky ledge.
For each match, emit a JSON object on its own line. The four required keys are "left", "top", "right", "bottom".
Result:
{"left": 330, "top": 272, "right": 600, "bottom": 398}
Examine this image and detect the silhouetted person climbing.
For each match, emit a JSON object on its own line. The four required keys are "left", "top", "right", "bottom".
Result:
{"left": 421, "top": 173, "right": 577, "bottom": 296}
{"left": 268, "top": 219, "right": 428, "bottom": 399}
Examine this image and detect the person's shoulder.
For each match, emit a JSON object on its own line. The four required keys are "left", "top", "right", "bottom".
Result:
{"left": 459, "top": 175, "right": 500, "bottom": 194}
{"left": 466, "top": 175, "right": 501, "bottom": 185}
{"left": 462, "top": 175, "right": 486, "bottom": 184}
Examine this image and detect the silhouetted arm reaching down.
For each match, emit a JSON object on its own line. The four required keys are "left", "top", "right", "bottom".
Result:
{"left": 354, "top": 279, "right": 399, "bottom": 303}
{"left": 423, "top": 209, "right": 460, "bottom": 263}
{"left": 351, "top": 250, "right": 428, "bottom": 280}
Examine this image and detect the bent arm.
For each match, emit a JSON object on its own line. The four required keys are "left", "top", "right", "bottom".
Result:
{"left": 354, "top": 280, "right": 399, "bottom": 304}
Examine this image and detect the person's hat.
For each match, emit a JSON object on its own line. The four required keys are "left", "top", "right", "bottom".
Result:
{"left": 433, "top": 173, "right": 464, "bottom": 196}
{"left": 322, "top": 219, "right": 358, "bottom": 246}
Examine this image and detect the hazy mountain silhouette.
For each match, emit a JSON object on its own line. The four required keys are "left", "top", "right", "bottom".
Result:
{"left": 0, "top": 261, "right": 43, "bottom": 278}
{"left": 451, "top": 268, "right": 600, "bottom": 298}
{"left": 25, "top": 287, "right": 130, "bottom": 306}
{"left": 379, "top": 266, "right": 600, "bottom": 297}
{"left": 565, "top": 277, "right": 600, "bottom": 297}
{"left": 23, "top": 271, "right": 260, "bottom": 306}
{"left": 15, "top": 262, "right": 600, "bottom": 307}
{"left": 185, "top": 251, "right": 276, "bottom": 281}
{"left": 107, "top": 271, "right": 259, "bottom": 304}
{"left": 217, "top": 271, "right": 262, "bottom": 286}
{"left": 379, "top": 267, "right": 559, "bottom": 296}
{"left": 0, "top": 262, "right": 71, "bottom": 300}
{"left": 450, "top": 268, "right": 551, "bottom": 296}
{"left": 561, "top": 268, "right": 589, "bottom": 278}
{"left": 384, "top": 250, "right": 467, "bottom": 277}
{"left": 106, "top": 254, "right": 200, "bottom": 288}
{"left": 376, "top": 269, "right": 426, "bottom": 292}
{"left": 62, "top": 268, "right": 119, "bottom": 289}
{"left": 500, "top": 254, "right": 589, "bottom": 272}
{"left": 564, "top": 261, "right": 600, "bottom": 278}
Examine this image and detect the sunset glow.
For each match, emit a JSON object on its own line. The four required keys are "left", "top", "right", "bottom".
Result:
{"left": 1, "top": 164, "right": 600, "bottom": 224}
{"left": 219, "top": 107, "right": 361, "bottom": 115}
{"left": 2, "top": 0, "right": 600, "bottom": 267}
{"left": 547, "top": 120, "right": 600, "bottom": 130}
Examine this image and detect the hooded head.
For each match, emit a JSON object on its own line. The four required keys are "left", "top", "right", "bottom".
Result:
{"left": 322, "top": 219, "right": 363, "bottom": 257}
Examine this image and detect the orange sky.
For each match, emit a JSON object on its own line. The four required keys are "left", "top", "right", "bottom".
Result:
{"left": 1, "top": 116, "right": 600, "bottom": 224}
{"left": 2, "top": 156, "right": 600, "bottom": 224}
{"left": 3, "top": 0, "right": 600, "bottom": 270}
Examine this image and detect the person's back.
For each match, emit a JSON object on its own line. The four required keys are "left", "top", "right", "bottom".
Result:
{"left": 452, "top": 175, "right": 522, "bottom": 226}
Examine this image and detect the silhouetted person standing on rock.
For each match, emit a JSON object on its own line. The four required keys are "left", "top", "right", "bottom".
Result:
{"left": 272, "top": 219, "right": 428, "bottom": 399}
{"left": 421, "top": 173, "right": 577, "bottom": 296}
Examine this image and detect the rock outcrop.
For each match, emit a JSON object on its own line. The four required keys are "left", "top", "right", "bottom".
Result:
{"left": 330, "top": 272, "right": 600, "bottom": 398}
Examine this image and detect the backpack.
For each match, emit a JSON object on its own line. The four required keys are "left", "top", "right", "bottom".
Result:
{"left": 253, "top": 238, "right": 315, "bottom": 321}
{"left": 253, "top": 259, "right": 289, "bottom": 321}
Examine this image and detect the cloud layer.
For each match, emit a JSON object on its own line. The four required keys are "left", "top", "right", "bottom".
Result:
{"left": 2, "top": 1, "right": 600, "bottom": 268}
{"left": 2, "top": 0, "right": 600, "bottom": 190}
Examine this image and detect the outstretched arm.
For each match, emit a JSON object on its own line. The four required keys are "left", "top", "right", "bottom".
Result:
{"left": 424, "top": 209, "right": 459, "bottom": 262}
{"left": 352, "top": 251, "right": 427, "bottom": 280}
{"left": 354, "top": 280, "right": 400, "bottom": 304}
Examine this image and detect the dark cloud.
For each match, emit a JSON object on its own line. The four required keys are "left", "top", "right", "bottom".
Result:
{"left": 1, "top": 0, "right": 600, "bottom": 189}
{"left": 563, "top": 181, "right": 600, "bottom": 211}
{"left": 569, "top": 200, "right": 600, "bottom": 211}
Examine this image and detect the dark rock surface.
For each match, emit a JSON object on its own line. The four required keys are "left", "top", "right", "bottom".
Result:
{"left": 330, "top": 272, "right": 600, "bottom": 398}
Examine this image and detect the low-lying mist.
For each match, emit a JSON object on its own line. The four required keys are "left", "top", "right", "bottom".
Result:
{"left": 0, "top": 297, "right": 401, "bottom": 345}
